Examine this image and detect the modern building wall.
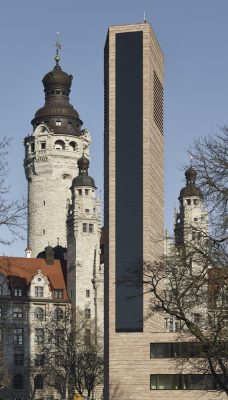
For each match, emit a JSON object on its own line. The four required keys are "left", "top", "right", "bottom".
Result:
{"left": 104, "top": 22, "right": 165, "bottom": 399}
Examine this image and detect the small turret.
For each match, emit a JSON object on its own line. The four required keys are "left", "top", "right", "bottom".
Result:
{"left": 175, "top": 166, "right": 207, "bottom": 247}
{"left": 71, "top": 155, "right": 96, "bottom": 189}
{"left": 178, "top": 166, "right": 202, "bottom": 202}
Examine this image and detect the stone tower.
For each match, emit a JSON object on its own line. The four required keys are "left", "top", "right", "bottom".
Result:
{"left": 174, "top": 166, "right": 208, "bottom": 247}
{"left": 67, "top": 155, "right": 102, "bottom": 330}
{"left": 24, "top": 52, "right": 91, "bottom": 258}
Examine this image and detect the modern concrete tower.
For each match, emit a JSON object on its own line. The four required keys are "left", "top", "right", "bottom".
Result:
{"left": 175, "top": 166, "right": 208, "bottom": 247}
{"left": 104, "top": 23, "right": 164, "bottom": 399}
{"left": 24, "top": 51, "right": 91, "bottom": 258}
{"left": 67, "top": 155, "right": 103, "bottom": 330}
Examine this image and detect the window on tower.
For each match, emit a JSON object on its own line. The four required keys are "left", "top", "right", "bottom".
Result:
{"left": 193, "top": 199, "right": 199, "bottom": 205}
{"left": 85, "top": 308, "right": 91, "bottom": 319}
{"left": 54, "top": 140, "right": 65, "bottom": 150}
{"left": 186, "top": 199, "right": 191, "bottom": 205}
{"left": 89, "top": 224, "right": 94, "bottom": 233}
{"left": 85, "top": 189, "right": 89, "bottom": 196}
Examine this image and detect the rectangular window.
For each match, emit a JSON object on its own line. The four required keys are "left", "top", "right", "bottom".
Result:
{"left": 40, "top": 142, "right": 46, "bottom": 150}
{"left": 85, "top": 209, "right": 89, "bottom": 213}
{"left": 35, "top": 328, "right": 44, "bottom": 344}
{"left": 14, "top": 288, "right": 23, "bottom": 297}
{"left": 14, "top": 353, "right": 24, "bottom": 366}
{"left": 53, "top": 289, "right": 63, "bottom": 299}
{"left": 89, "top": 224, "right": 94, "bottom": 233}
{"left": 150, "top": 374, "right": 217, "bottom": 390}
{"left": 35, "top": 286, "right": 44, "bottom": 298}
{"left": 56, "top": 121, "right": 61, "bottom": 126}
{"left": 0, "top": 328, "right": 2, "bottom": 343}
{"left": 13, "top": 328, "right": 23, "bottom": 345}
{"left": 86, "top": 290, "right": 90, "bottom": 298}
{"left": 153, "top": 71, "right": 164, "bottom": 134}
{"left": 186, "top": 199, "right": 191, "bottom": 205}
{"left": 78, "top": 189, "right": 82, "bottom": 196}
{"left": 13, "top": 306, "right": 23, "bottom": 318}
{"left": 83, "top": 223, "right": 87, "bottom": 233}
{"left": 193, "top": 199, "right": 198, "bottom": 205}
{"left": 0, "top": 284, "right": 3, "bottom": 295}
{"left": 85, "top": 308, "right": 91, "bottom": 319}
{"left": 150, "top": 342, "right": 217, "bottom": 359}
{"left": 85, "top": 189, "right": 89, "bottom": 196}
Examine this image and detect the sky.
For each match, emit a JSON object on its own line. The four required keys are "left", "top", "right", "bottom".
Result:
{"left": 1, "top": 0, "right": 228, "bottom": 256}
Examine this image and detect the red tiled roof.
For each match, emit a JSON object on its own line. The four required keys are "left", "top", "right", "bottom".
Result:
{"left": 0, "top": 256, "right": 69, "bottom": 300}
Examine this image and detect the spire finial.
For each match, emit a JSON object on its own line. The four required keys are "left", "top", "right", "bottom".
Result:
{"left": 55, "top": 32, "right": 62, "bottom": 65}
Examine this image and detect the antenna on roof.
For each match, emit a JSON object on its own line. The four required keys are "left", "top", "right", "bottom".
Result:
{"left": 144, "top": 11, "right": 147, "bottom": 23}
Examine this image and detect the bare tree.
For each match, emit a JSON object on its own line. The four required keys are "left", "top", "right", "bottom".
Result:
{"left": 0, "top": 137, "right": 26, "bottom": 246}
{"left": 188, "top": 128, "right": 228, "bottom": 243}
{"left": 126, "top": 130, "right": 228, "bottom": 394}
{"left": 0, "top": 350, "right": 10, "bottom": 391}
{"left": 37, "top": 308, "right": 103, "bottom": 399}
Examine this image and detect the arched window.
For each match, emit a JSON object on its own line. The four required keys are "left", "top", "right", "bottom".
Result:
{"left": 54, "top": 140, "right": 65, "bottom": 150}
{"left": 34, "top": 307, "right": 44, "bottom": 320}
{"left": 69, "top": 141, "right": 77, "bottom": 151}
{"left": 54, "top": 307, "right": 63, "bottom": 320}
{"left": 13, "top": 374, "right": 23, "bottom": 389}
{"left": 34, "top": 374, "right": 43, "bottom": 390}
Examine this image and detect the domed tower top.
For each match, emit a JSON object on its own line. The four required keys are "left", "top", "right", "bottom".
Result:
{"left": 178, "top": 166, "right": 202, "bottom": 201}
{"left": 72, "top": 154, "right": 96, "bottom": 188}
{"left": 31, "top": 34, "right": 83, "bottom": 135}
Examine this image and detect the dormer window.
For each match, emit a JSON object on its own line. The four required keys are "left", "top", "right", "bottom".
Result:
{"left": 53, "top": 289, "right": 63, "bottom": 299}
{"left": 35, "top": 286, "right": 44, "bottom": 298}
{"left": 14, "top": 288, "right": 23, "bottom": 297}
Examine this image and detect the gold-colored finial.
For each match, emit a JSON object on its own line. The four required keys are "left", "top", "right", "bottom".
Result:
{"left": 55, "top": 32, "right": 62, "bottom": 65}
